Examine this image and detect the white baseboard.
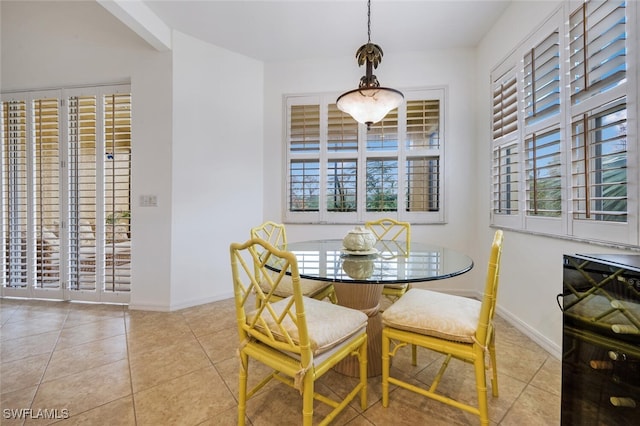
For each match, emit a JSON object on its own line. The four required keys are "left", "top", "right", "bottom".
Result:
{"left": 128, "top": 291, "right": 235, "bottom": 312}
{"left": 496, "top": 303, "right": 562, "bottom": 359}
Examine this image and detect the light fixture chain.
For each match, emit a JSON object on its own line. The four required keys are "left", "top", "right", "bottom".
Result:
{"left": 367, "top": 0, "right": 371, "bottom": 43}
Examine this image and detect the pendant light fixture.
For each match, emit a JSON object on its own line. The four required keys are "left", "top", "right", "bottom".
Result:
{"left": 336, "top": 0, "right": 404, "bottom": 129}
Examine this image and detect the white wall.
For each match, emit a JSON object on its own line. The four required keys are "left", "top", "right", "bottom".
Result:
{"left": 263, "top": 49, "right": 487, "bottom": 295}
{"left": 169, "top": 31, "right": 264, "bottom": 309}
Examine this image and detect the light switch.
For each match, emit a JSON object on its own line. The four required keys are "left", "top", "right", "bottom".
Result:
{"left": 140, "top": 195, "right": 158, "bottom": 207}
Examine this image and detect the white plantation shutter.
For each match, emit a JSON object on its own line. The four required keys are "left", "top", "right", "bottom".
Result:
{"left": 406, "top": 100, "right": 440, "bottom": 150}
{"left": 523, "top": 27, "right": 562, "bottom": 220}
{"left": 288, "top": 102, "right": 321, "bottom": 213}
{"left": 571, "top": 99, "right": 627, "bottom": 222}
{"left": 289, "top": 160, "right": 320, "bottom": 212}
{"left": 1, "top": 100, "right": 28, "bottom": 288}
{"left": 488, "top": 0, "right": 636, "bottom": 244}
{"left": 525, "top": 128, "right": 562, "bottom": 217}
{"left": 285, "top": 89, "right": 445, "bottom": 223}
{"left": 290, "top": 104, "right": 320, "bottom": 153}
{"left": 33, "top": 97, "right": 61, "bottom": 289}
{"left": 1, "top": 85, "right": 132, "bottom": 301}
{"left": 327, "top": 158, "right": 358, "bottom": 212}
{"left": 68, "top": 95, "right": 98, "bottom": 291}
{"left": 524, "top": 31, "right": 560, "bottom": 125}
{"left": 366, "top": 109, "right": 398, "bottom": 211}
{"left": 328, "top": 104, "right": 357, "bottom": 152}
{"left": 406, "top": 156, "right": 439, "bottom": 212}
{"left": 327, "top": 104, "right": 358, "bottom": 213}
{"left": 404, "top": 100, "right": 441, "bottom": 212}
{"left": 104, "top": 93, "right": 132, "bottom": 292}
{"left": 491, "top": 66, "right": 520, "bottom": 220}
{"left": 570, "top": 0, "right": 627, "bottom": 105}
{"left": 492, "top": 143, "right": 519, "bottom": 215}
{"left": 492, "top": 71, "right": 518, "bottom": 139}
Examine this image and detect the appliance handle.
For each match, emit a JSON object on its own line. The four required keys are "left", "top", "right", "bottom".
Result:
{"left": 556, "top": 293, "right": 564, "bottom": 312}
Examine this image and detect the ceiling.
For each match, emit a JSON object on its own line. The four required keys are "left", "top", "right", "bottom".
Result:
{"left": 142, "top": 0, "right": 511, "bottom": 62}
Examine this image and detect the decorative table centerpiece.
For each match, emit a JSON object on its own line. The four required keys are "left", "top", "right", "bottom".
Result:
{"left": 342, "top": 226, "right": 377, "bottom": 254}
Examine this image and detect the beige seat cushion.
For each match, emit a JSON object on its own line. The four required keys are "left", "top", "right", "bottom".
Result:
{"left": 247, "top": 296, "right": 367, "bottom": 356}
{"left": 382, "top": 288, "right": 480, "bottom": 343}
{"left": 259, "top": 274, "right": 332, "bottom": 298}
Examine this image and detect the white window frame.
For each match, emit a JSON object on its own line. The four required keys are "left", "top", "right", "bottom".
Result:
{"left": 284, "top": 88, "right": 447, "bottom": 224}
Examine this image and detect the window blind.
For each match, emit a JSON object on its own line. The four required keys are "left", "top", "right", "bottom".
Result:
{"left": 290, "top": 104, "right": 320, "bottom": 153}
{"left": 406, "top": 156, "right": 439, "bottom": 212}
{"left": 406, "top": 100, "right": 440, "bottom": 149}
{"left": 366, "top": 158, "right": 398, "bottom": 211}
{"left": 68, "top": 95, "right": 97, "bottom": 291}
{"left": 525, "top": 128, "right": 562, "bottom": 217}
{"left": 289, "top": 160, "right": 320, "bottom": 212}
{"left": 327, "top": 159, "right": 357, "bottom": 212}
{"left": 33, "top": 98, "right": 61, "bottom": 289}
{"left": 492, "top": 71, "right": 518, "bottom": 139}
{"left": 570, "top": 0, "right": 627, "bottom": 105}
{"left": 328, "top": 104, "right": 357, "bottom": 152}
{"left": 404, "top": 99, "right": 441, "bottom": 213}
{"left": 492, "top": 143, "right": 520, "bottom": 215}
{"left": 104, "top": 93, "right": 132, "bottom": 292}
{"left": 2, "top": 100, "right": 28, "bottom": 288}
{"left": 524, "top": 31, "right": 560, "bottom": 125}
{"left": 367, "top": 108, "right": 398, "bottom": 151}
{"left": 571, "top": 99, "right": 627, "bottom": 222}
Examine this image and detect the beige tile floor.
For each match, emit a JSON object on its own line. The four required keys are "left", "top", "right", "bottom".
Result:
{"left": 0, "top": 297, "right": 561, "bottom": 425}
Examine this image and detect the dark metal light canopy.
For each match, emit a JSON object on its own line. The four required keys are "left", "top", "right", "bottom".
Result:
{"left": 336, "top": 0, "right": 404, "bottom": 129}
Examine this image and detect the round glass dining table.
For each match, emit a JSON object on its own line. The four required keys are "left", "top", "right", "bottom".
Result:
{"left": 279, "top": 239, "right": 474, "bottom": 284}
{"left": 273, "top": 239, "right": 474, "bottom": 377}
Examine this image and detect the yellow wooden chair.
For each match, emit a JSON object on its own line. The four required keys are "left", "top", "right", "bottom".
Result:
{"left": 365, "top": 218, "right": 411, "bottom": 302}
{"left": 381, "top": 230, "right": 504, "bottom": 425}
{"left": 230, "top": 237, "right": 368, "bottom": 426}
{"left": 251, "top": 221, "right": 338, "bottom": 304}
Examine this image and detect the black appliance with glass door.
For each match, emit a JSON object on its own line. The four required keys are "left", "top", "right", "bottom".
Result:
{"left": 562, "top": 254, "right": 640, "bottom": 425}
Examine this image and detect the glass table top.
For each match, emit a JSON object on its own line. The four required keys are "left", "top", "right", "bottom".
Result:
{"left": 270, "top": 239, "right": 474, "bottom": 284}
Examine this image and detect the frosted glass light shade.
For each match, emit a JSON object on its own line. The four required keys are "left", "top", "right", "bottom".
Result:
{"left": 336, "top": 87, "right": 404, "bottom": 125}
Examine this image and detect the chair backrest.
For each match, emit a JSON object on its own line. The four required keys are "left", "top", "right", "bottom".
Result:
{"left": 476, "top": 230, "right": 504, "bottom": 346}
{"left": 365, "top": 218, "right": 411, "bottom": 255}
{"left": 250, "top": 221, "right": 287, "bottom": 249}
{"left": 230, "top": 237, "right": 311, "bottom": 364}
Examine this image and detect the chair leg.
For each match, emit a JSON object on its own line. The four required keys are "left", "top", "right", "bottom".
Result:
{"left": 238, "top": 351, "right": 249, "bottom": 426}
{"left": 489, "top": 337, "right": 499, "bottom": 397}
{"left": 411, "top": 344, "right": 417, "bottom": 366}
{"left": 360, "top": 336, "right": 368, "bottom": 410}
{"left": 329, "top": 289, "right": 338, "bottom": 304}
{"left": 302, "top": 374, "right": 314, "bottom": 426}
{"left": 381, "top": 329, "right": 390, "bottom": 408}
{"left": 474, "top": 356, "right": 489, "bottom": 426}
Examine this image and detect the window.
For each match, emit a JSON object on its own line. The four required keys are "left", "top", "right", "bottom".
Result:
{"left": 571, "top": 99, "right": 627, "bottom": 223}
{"left": 1, "top": 85, "right": 132, "bottom": 302}
{"left": 490, "top": 0, "right": 637, "bottom": 246}
{"left": 492, "top": 69, "right": 520, "bottom": 218}
{"left": 285, "top": 89, "right": 445, "bottom": 224}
